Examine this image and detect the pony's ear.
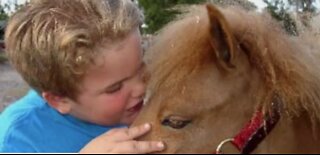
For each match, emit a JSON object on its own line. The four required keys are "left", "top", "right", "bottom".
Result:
{"left": 206, "top": 4, "right": 236, "bottom": 69}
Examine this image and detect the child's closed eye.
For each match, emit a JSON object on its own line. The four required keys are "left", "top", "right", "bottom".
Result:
{"left": 105, "top": 83, "right": 123, "bottom": 94}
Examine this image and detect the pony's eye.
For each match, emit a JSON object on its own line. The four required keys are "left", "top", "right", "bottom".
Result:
{"left": 161, "top": 116, "right": 191, "bottom": 129}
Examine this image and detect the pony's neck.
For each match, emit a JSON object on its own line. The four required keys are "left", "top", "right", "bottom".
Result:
{"left": 254, "top": 112, "right": 320, "bottom": 153}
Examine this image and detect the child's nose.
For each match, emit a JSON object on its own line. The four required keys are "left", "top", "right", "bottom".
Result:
{"left": 131, "top": 80, "right": 146, "bottom": 98}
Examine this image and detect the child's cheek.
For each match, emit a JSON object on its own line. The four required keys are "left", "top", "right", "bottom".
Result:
{"left": 106, "top": 92, "right": 129, "bottom": 113}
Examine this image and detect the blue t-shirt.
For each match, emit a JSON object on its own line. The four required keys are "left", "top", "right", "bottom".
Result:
{"left": 0, "top": 90, "right": 124, "bottom": 153}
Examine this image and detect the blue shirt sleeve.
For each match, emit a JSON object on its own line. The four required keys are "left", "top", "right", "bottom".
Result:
{"left": 0, "top": 119, "right": 37, "bottom": 152}
{"left": 0, "top": 90, "right": 124, "bottom": 153}
{"left": 0, "top": 137, "right": 37, "bottom": 153}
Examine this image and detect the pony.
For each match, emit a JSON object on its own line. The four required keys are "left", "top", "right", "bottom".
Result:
{"left": 133, "top": 4, "right": 320, "bottom": 154}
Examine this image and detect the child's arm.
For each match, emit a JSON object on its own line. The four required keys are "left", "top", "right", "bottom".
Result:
{"left": 80, "top": 123, "right": 165, "bottom": 154}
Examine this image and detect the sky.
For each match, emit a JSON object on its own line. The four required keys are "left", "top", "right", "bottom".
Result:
{"left": 249, "top": 0, "right": 268, "bottom": 9}
{"left": 249, "top": 0, "right": 320, "bottom": 11}
{"left": 0, "top": 0, "right": 27, "bottom": 13}
{"left": 1, "top": 0, "right": 26, "bottom": 5}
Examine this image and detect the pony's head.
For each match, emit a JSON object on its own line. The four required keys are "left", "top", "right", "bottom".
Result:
{"left": 133, "top": 4, "right": 320, "bottom": 153}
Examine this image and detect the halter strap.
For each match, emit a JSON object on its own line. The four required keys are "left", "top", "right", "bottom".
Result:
{"left": 216, "top": 102, "right": 281, "bottom": 154}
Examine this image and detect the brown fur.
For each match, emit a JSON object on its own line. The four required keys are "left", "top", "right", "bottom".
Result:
{"left": 134, "top": 4, "right": 320, "bottom": 153}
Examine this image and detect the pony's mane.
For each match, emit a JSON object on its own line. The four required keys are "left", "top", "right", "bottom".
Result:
{"left": 146, "top": 5, "right": 320, "bottom": 122}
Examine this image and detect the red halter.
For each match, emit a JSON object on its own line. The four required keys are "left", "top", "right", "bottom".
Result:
{"left": 216, "top": 102, "right": 281, "bottom": 154}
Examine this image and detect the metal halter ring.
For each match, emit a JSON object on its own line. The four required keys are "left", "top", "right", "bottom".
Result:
{"left": 216, "top": 138, "right": 234, "bottom": 154}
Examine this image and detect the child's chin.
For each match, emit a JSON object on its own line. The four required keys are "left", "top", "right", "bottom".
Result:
{"left": 123, "top": 110, "right": 142, "bottom": 125}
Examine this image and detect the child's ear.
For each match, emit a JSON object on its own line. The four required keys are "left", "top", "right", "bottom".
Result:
{"left": 42, "top": 92, "right": 72, "bottom": 114}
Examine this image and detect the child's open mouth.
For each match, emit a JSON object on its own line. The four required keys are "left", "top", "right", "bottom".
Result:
{"left": 127, "top": 101, "right": 144, "bottom": 113}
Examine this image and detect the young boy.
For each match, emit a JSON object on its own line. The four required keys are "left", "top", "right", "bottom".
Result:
{"left": 0, "top": 0, "right": 164, "bottom": 153}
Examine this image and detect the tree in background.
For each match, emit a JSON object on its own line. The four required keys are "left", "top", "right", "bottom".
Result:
{"left": 263, "top": 0, "right": 318, "bottom": 36}
{"left": 288, "top": 0, "right": 318, "bottom": 28}
{"left": 289, "top": 0, "right": 317, "bottom": 13}
{"left": 138, "top": 0, "right": 206, "bottom": 34}
{"left": 0, "top": 1, "right": 25, "bottom": 63}
{"left": 0, "top": 0, "right": 26, "bottom": 38}
{"left": 0, "top": 3, "right": 7, "bottom": 63}
{"left": 139, "top": 0, "right": 257, "bottom": 34}
{"left": 0, "top": 3, "right": 9, "bottom": 21}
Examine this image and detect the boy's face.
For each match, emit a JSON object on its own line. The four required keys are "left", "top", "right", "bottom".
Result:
{"left": 68, "top": 30, "right": 146, "bottom": 126}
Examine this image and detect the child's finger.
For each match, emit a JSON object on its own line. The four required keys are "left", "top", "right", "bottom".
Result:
{"left": 109, "top": 123, "right": 151, "bottom": 141}
{"left": 119, "top": 141, "right": 165, "bottom": 154}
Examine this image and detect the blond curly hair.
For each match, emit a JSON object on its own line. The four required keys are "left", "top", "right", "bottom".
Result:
{"left": 5, "top": 0, "right": 143, "bottom": 99}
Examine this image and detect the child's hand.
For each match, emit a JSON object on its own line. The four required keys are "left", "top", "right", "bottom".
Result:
{"left": 80, "top": 123, "right": 165, "bottom": 154}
